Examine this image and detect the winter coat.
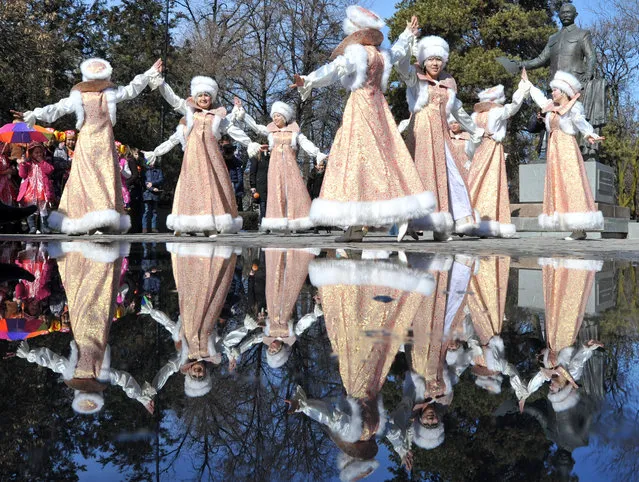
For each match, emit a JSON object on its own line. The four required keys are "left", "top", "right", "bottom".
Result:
{"left": 142, "top": 166, "right": 164, "bottom": 202}
{"left": 249, "top": 153, "right": 269, "bottom": 201}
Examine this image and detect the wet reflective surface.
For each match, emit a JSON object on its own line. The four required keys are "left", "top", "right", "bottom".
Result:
{"left": 0, "top": 241, "right": 637, "bottom": 481}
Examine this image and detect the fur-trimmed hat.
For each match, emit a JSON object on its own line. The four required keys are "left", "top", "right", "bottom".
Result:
{"left": 80, "top": 58, "right": 113, "bottom": 81}
{"left": 270, "top": 101, "right": 295, "bottom": 123}
{"left": 548, "top": 384, "right": 580, "bottom": 412}
{"left": 72, "top": 391, "right": 105, "bottom": 414}
{"left": 413, "top": 419, "right": 445, "bottom": 450}
{"left": 266, "top": 343, "right": 293, "bottom": 368}
{"left": 474, "top": 373, "right": 503, "bottom": 394}
{"left": 417, "top": 36, "right": 450, "bottom": 65}
{"left": 190, "top": 76, "right": 218, "bottom": 99}
{"left": 477, "top": 84, "right": 506, "bottom": 104}
{"left": 342, "top": 5, "right": 385, "bottom": 35}
{"left": 337, "top": 453, "right": 380, "bottom": 482}
{"left": 184, "top": 372, "right": 213, "bottom": 397}
{"left": 550, "top": 71, "right": 582, "bottom": 98}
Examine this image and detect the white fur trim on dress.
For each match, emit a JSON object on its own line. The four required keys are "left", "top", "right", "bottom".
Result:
{"left": 309, "top": 260, "right": 435, "bottom": 296}
{"left": 270, "top": 101, "right": 295, "bottom": 123}
{"left": 80, "top": 58, "right": 113, "bottom": 81}
{"left": 537, "top": 257, "right": 603, "bottom": 271}
{"left": 410, "top": 211, "right": 454, "bottom": 233}
{"left": 260, "top": 216, "right": 314, "bottom": 232}
{"left": 48, "top": 209, "right": 130, "bottom": 235}
{"left": 538, "top": 211, "right": 603, "bottom": 231}
{"left": 474, "top": 374, "right": 503, "bottom": 394}
{"left": 477, "top": 84, "right": 506, "bottom": 104}
{"left": 475, "top": 220, "right": 516, "bottom": 238}
{"left": 72, "top": 391, "right": 105, "bottom": 414}
{"left": 548, "top": 384, "right": 580, "bottom": 412}
{"left": 408, "top": 79, "right": 457, "bottom": 115}
{"left": 310, "top": 191, "right": 436, "bottom": 228}
{"left": 380, "top": 50, "right": 392, "bottom": 93}
{"left": 417, "top": 36, "right": 449, "bottom": 65}
{"left": 167, "top": 213, "right": 242, "bottom": 234}
{"left": 49, "top": 241, "right": 130, "bottom": 263}
{"left": 105, "top": 89, "right": 117, "bottom": 126}
{"left": 190, "top": 76, "right": 218, "bottom": 100}
{"left": 342, "top": 5, "right": 385, "bottom": 35}
{"left": 166, "top": 243, "right": 239, "bottom": 259}
{"left": 550, "top": 71, "right": 582, "bottom": 98}
{"left": 341, "top": 44, "right": 370, "bottom": 92}
{"left": 338, "top": 456, "right": 380, "bottom": 482}
{"left": 413, "top": 420, "right": 445, "bottom": 450}
{"left": 361, "top": 250, "right": 390, "bottom": 260}
{"left": 340, "top": 396, "right": 364, "bottom": 443}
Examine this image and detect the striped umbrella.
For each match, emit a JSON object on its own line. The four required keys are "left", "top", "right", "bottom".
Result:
{"left": 0, "top": 122, "right": 49, "bottom": 144}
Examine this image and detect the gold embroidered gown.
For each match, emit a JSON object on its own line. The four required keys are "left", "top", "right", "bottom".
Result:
{"left": 299, "top": 46, "right": 435, "bottom": 227}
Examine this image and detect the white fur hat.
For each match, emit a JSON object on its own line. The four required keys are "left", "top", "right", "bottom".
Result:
{"left": 270, "top": 101, "right": 295, "bottom": 123}
{"left": 474, "top": 373, "right": 503, "bottom": 394}
{"left": 548, "top": 384, "right": 580, "bottom": 412}
{"left": 184, "top": 373, "right": 213, "bottom": 397}
{"left": 478, "top": 84, "right": 506, "bottom": 104}
{"left": 342, "top": 5, "right": 385, "bottom": 35}
{"left": 72, "top": 391, "right": 105, "bottom": 414}
{"left": 550, "top": 71, "right": 582, "bottom": 98}
{"left": 338, "top": 454, "right": 380, "bottom": 482}
{"left": 417, "top": 36, "right": 450, "bottom": 65}
{"left": 80, "top": 58, "right": 113, "bottom": 82}
{"left": 190, "top": 76, "right": 218, "bottom": 99}
{"left": 266, "top": 343, "right": 293, "bottom": 368}
{"left": 413, "top": 420, "right": 445, "bottom": 450}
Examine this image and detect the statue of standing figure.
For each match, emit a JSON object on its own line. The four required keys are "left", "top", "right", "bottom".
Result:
{"left": 519, "top": 2, "right": 607, "bottom": 159}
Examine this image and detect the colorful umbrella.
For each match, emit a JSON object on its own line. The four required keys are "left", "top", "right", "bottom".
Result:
{"left": 0, "top": 122, "right": 49, "bottom": 144}
{"left": 33, "top": 125, "right": 56, "bottom": 140}
{"left": 0, "top": 317, "right": 50, "bottom": 341}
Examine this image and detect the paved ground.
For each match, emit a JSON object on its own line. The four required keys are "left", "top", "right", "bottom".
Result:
{"left": 2, "top": 231, "right": 639, "bottom": 261}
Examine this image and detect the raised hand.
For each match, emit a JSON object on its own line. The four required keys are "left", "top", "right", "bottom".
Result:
{"left": 521, "top": 67, "right": 529, "bottom": 83}
{"left": 233, "top": 96, "right": 242, "bottom": 108}
{"left": 407, "top": 15, "right": 419, "bottom": 36}
{"left": 10, "top": 110, "right": 24, "bottom": 120}
{"left": 290, "top": 74, "right": 305, "bottom": 89}
{"left": 152, "top": 58, "right": 164, "bottom": 73}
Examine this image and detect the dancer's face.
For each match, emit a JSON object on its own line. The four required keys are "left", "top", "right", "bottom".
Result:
{"left": 268, "top": 340, "right": 283, "bottom": 354}
{"left": 449, "top": 122, "right": 462, "bottom": 134}
{"left": 272, "top": 113, "right": 287, "bottom": 128}
{"left": 424, "top": 57, "right": 444, "bottom": 79}
{"left": 420, "top": 406, "right": 439, "bottom": 426}
{"left": 551, "top": 88, "right": 568, "bottom": 104}
{"left": 188, "top": 361, "right": 206, "bottom": 380}
{"left": 196, "top": 93, "right": 212, "bottom": 109}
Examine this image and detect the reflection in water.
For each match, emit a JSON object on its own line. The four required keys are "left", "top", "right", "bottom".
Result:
{"left": 0, "top": 242, "right": 637, "bottom": 481}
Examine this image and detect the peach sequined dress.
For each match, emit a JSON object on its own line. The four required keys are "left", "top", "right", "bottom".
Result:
{"left": 168, "top": 109, "right": 242, "bottom": 234}
{"left": 467, "top": 109, "right": 514, "bottom": 237}
{"left": 49, "top": 90, "right": 128, "bottom": 234}
{"left": 404, "top": 81, "right": 474, "bottom": 233}
{"left": 305, "top": 47, "right": 435, "bottom": 227}
{"left": 262, "top": 123, "right": 313, "bottom": 231}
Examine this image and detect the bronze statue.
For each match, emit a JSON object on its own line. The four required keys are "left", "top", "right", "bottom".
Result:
{"left": 518, "top": 2, "right": 606, "bottom": 158}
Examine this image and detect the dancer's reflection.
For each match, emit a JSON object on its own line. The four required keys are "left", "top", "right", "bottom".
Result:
{"left": 225, "top": 248, "right": 323, "bottom": 369}
{"left": 517, "top": 258, "right": 604, "bottom": 409}
{"left": 17, "top": 242, "right": 155, "bottom": 414}
{"left": 288, "top": 251, "right": 434, "bottom": 481}
{"left": 465, "top": 256, "right": 522, "bottom": 394}
{"left": 142, "top": 244, "right": 238, "bottom": 397}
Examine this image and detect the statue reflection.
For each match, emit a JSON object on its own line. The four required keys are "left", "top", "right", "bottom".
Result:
{"left": 288, "top": 251, "right": 435, "bottom": 481}
{"left": 16, "top": 242, "right": 155, "bottom": 414}
{"left": 142, "top": 244, "right": 239, "bottom": 398}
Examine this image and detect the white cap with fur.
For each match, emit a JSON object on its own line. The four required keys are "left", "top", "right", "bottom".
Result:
{"left": 548, "top": 384, "right": 580, "bottom": 412}
{"left": 184, "top": 373, "right": 213, "bottom": 397}
{"left": 72, "top": 391, "right": 105, "bottom": 414}
{"left": 477, "top": 84, "right": 506, "bottom": 104}
{"left": 270, "top": 101, "right": 295, "bottom": 123}
{"left": 190, "top": 76, "right": 219, "bottom": 100}
{"left": 413, "top": 420, "right": 445, "bottom": 450}
{"left": 417, "top": 36, "right": 450, "bottom": 66}
{"left": 550, "top": 71, "right": 582, "bottom": 98}
{"left": 338, "top": 453, "right": 380, "bottom": 482}
{"left": 80, "top": 58, "right": 113, "bottom": 82}
{"left": 342, "top": 5, "right": 385, "bottom": 35}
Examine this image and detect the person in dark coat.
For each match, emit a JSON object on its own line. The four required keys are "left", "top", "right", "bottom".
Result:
{"left": 126, "top": 148, "right": 144, "bottom": 232}
{"left": 142, "top": 158, "right": 164, "bottom": 233}
{"left": 249, "top": 150, "right": 269, "bottom": 222}
{"left": 219, "top": 135, "right": 244, "bottom": 212}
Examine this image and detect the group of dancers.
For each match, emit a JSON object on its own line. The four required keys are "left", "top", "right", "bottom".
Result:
{"left": 15, "top": 5, "right": 604, "bottom": 241}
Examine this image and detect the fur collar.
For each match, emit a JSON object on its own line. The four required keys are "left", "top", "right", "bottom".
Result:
{"left": 267, "top": 121, "right": 300, "bottom": 133}
{"left": 330, "top": 28, "right": 383, "bottom": 60}
{"left": 473, "top": 101, "right": 502, "bottom": 113}
{"left": 183, "top": 103, "right": 227, "bottom": 139}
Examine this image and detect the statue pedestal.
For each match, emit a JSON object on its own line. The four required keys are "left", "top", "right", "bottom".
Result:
{"left": 513, "top": 161, "right": 628, "bottom": 237}
{"left": 518, "top": 161, "right": 615, "bottom": 203}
